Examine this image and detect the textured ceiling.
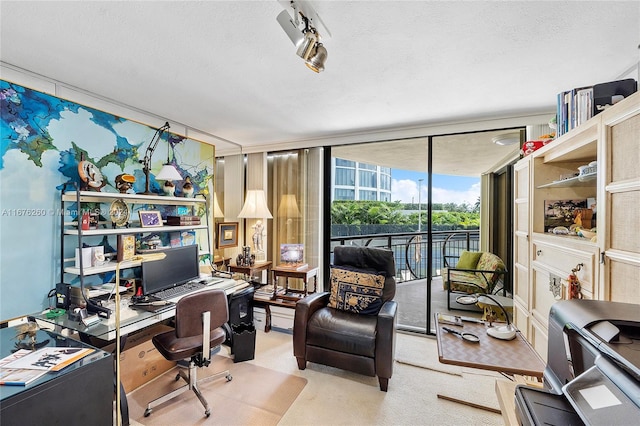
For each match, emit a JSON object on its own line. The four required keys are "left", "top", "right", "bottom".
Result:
{"left": 1, "top": 1, "right": 638, "bottom": 162}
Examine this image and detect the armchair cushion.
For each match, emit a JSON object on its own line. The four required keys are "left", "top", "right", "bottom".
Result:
{"left": 328, "top": 266, "right": 385, "bottom": 315}
{"left": 456, "top": 250, "right": 482, "bottom": 270}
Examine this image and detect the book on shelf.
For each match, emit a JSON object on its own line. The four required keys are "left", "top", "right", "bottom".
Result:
{"left": 276, "top": 263, "right": 309, "bottom": 271}
{"left": 2, "top": 347, "right": 95, "bottom": 372}
{"left": 166, "top": 215, "right": 201, "bottom": 226}
{"left": 254, "top": 285, "right": 285, "bottom": 299}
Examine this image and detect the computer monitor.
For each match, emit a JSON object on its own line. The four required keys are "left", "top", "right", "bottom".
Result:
{"left": 141, "top": 245, "right": 199, "bottom": 296}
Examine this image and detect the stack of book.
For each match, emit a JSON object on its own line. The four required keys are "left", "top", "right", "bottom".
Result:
{"left": 254, "top": 285, "right": 285, "bottom": 300}
{"left": 557, "top": 78, "right": 637, "bottom": 137}
{"left": 277, "top": 263, "right": 308, "bottom": 271}
{"left": 556, "top": 86, "right": 593, "bottom": 137}
{"left": 166, "top": 215, "right": 201, "bottom": 226}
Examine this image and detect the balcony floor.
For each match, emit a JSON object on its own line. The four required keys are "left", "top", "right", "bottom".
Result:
{"left": 395, "top": 276, "right": 483, "bottom": 332}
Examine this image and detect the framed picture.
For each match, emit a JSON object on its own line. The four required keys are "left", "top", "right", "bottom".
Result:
{"left": 138, "top": 210, "right": 163, "bottom": 228}
{"left": 217, "top": 222, "right": 238, "bottom": 248}
{"left": 544, "top": 199, "right": 587, "bottom": 232}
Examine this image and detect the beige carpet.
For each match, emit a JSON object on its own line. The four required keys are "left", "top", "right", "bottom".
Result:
{"left": 127, "top": 355, "right": 307, "bottom": 425}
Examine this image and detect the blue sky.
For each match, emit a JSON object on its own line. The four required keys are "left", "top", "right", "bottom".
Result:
{"left": 391, "top": 169, "right": 480, "bottom": 205}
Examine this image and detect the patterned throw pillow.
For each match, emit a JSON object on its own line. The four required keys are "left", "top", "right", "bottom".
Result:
{"left": 328, "top": 266, "right": 385, "bottom": 315}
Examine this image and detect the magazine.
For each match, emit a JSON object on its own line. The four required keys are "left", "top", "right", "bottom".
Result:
{"left": 2, "top": 347, "right": 95, "bottom": 371}
{"left": 0, "top": 367, "right": 48, "bottom": 386}
{"left": 0, "top": 349, "right": 48, "bottom": 386}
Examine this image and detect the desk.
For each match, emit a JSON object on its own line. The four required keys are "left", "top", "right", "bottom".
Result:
{"left": 32, "top": 278, "right": 249, "bottom": 425}
{"left": 435, "top": 313, "right": 545, "bottom": 378}
{"left": 34, "top": 278, "right": 248, "bottom": 342}
{"left": 228, "top": 261, "right": 272, "bottom": 285}
{"left": 252, "top": 297, "right": 297, "bottom": 333}
{"left": 271, "top": 265, "right": 318, "bottom": 301}
{"left": 0, "top": 326, "right": 112, "bottom": 426}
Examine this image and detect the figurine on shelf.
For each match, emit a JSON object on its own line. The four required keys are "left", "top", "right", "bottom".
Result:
{"left": 162, "top": 180, "right": 175, "bottom": 196}
{"left": 115, "top": 173, "right": 135, "bottom": 193}
{"left": 182, "top": 176, "right": 195, "bottom": 197}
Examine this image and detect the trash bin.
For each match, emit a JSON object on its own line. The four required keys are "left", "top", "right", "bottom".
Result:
{"left": 231, "top": 323, "right": 256, "bottom": 362}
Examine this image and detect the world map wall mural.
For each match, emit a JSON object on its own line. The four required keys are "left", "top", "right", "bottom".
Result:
{"left": 0, "top": 79, "right": 215, "bottom": 319}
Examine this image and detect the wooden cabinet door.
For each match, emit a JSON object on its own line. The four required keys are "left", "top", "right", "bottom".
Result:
{"left": 600, "top": 93, "right": 640, "bottom": 303}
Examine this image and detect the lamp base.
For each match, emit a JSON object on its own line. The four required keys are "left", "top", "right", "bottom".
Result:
{"left": 487, "top": 325, "right": 516, "bottom": 340}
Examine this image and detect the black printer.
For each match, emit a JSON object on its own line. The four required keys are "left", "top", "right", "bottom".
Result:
{"left": 515, "top": 299, "right": 640, "bottom": 425}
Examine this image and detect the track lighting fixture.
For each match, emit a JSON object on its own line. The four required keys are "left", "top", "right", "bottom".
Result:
{"left": 277, "top": 0, "right": 329, "bottom": 73}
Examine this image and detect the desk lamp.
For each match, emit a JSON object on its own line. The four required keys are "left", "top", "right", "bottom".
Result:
{"left": 114, "top": 252, "right": 166, "bottom": 426}
{"left": 456, "top": 293, "right": 517, "bottom": 340}
{"left": 138, "top": 122, "right": 182, "bottom": 195}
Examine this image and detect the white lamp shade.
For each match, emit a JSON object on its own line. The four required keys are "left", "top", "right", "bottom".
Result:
{"left": 238, "top": 189, "right": 273, "bottom": 219}
{"left": 155, "top": 164, "right": 183, "bottom": 181}
{"left": 213, "top": 192, "right": 224, "bottom": 218}
{"left": 278, "top": 194, "right": 301, "bottom": 218}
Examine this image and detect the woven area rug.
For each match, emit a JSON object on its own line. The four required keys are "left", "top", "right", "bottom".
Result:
{"left": 127, "top": 355, "right": 307, "bottom": 425}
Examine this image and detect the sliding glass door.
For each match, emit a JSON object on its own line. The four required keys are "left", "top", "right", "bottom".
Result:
{"left": 330, "top": 128, "right": 522, "bottom": 334}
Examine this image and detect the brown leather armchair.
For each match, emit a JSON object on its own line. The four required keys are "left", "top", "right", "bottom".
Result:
{"left": 293, "top": 246, "right": 397, "bottom": 391}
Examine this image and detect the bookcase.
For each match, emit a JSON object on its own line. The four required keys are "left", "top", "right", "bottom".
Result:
{"left": 513, "top": 92, "right": 640, "bottom": 359}
{"left": 59, "top": 186, "right": 212, "bottom": 309}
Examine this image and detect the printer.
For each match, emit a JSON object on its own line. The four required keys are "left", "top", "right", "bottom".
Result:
{"left": 515, "top": 299, "right": 640, "bottom": 425}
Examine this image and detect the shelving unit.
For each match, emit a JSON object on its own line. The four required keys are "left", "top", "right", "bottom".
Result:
{"left": 59, "top": 184, "right": 212, "bottom": 295}
{"left": 513, "top": 91, "right": 640, "bottom": 360}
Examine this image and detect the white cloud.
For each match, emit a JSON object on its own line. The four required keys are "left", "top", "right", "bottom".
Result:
{"left": 392, "top": 179, "right": 480, "bottom": 205}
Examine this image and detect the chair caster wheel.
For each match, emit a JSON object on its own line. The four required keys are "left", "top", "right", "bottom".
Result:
{"left": 205, "top": 409, "right": 211, "bottom": 417}
{"left": 144, "top": 408, "right": 152, "bottom": 417}
{"left": 226, "top": 374, "right": 233, "bottom": 382}
{"left": 175, "top": 373, "right": 181, "bottom": 381}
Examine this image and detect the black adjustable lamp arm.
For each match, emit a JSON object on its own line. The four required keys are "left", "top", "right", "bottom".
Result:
{"left": 139, "top": 122, "right": 170, "bottom": 194}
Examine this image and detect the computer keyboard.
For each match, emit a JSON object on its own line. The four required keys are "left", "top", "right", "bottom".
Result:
{"left": 152, "top": 281, "right": 206, "bottom": 301}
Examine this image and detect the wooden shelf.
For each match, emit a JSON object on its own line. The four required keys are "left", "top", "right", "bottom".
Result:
{"left": 62, "top": 190, "right": 205, "bottom": 205}
{"left": 63, "top": 224, "right": 207, "bottom": 236}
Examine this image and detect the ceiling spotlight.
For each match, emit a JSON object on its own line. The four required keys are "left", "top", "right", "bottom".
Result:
{"left": 492, "top": 132, "right": 521, "bottom": 146}
{"left": 277, "top": 0, "right": 329, "bottom": 73}
{"left": 305, "top": 42, "right": 327, "bottom": 72}
{"left": 296, "top": 30, "right": 317, "bottom": 60}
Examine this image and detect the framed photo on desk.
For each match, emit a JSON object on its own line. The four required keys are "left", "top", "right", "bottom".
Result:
{"left": 218, "top": 222, "right": 238, "bottom": 248}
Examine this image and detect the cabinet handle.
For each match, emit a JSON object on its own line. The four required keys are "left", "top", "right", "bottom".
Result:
{"left": 536, "top": 249, "right": 542, "bottom": 256}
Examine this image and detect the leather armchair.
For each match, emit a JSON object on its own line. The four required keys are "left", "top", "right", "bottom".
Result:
{"left": 293, "top": 246, "right": 397, "bottom": 391}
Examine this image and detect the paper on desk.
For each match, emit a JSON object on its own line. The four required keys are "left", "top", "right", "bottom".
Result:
{"left": 88, "top": 284, "right": 129, "bottom": 298}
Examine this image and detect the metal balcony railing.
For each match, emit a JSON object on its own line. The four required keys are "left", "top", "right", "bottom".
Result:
{"left": 330, "top": 229, "right": 480, "bottom": 282}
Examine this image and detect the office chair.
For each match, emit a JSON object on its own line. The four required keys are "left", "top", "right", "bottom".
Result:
{"left": 144, "top": 289, "right": 232, "bottom": 418}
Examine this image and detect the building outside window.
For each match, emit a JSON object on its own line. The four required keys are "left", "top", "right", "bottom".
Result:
{"left": 331, "top": 158, "right": 392, "bottom": 201}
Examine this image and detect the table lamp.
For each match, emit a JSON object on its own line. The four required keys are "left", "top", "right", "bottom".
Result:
{"left": 455, "top": 293, "right": 517, "bottom": 340}
{"left": 238, "top": 189, "right": 272, "bottom": 256}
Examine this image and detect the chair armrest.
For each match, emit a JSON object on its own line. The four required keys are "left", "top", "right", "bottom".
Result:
{"left": 447, "top": 267, "right": 507, "bottom": 293}
{"left": 293, "top": 292, "right": 330, "bottom": 358}
{"left": 375, "top": 300, "right": 398, "bottom": 378}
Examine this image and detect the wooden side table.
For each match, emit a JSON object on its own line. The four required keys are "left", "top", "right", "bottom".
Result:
{"left": 272, "top": 265, "right": 318, "bottom": 301}
{"left": 228, "top": 261, "right": 272, "bottom": 285}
